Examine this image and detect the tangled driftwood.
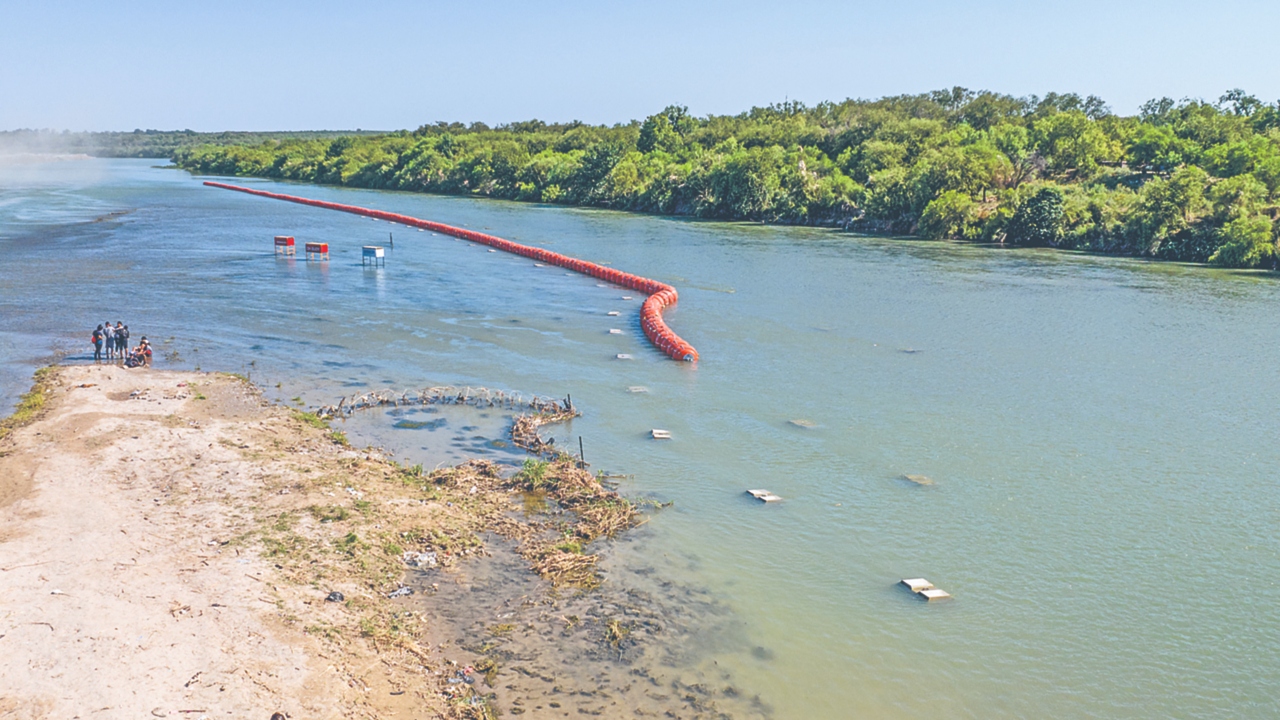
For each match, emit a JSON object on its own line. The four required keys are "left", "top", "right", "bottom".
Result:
{"left": 510, "top": 409, "right": 580, "bottom": 456}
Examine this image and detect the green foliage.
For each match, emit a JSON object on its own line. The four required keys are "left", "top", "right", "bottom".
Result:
{"left": 290, "top": 409, "right": 329, "bottom": 429}
{"left": 1127, "top": 125, "right": 1194, "bottom": 172}
{"left": 515, "top": 458, "right": 552, "bottom": 490}
{"left": 1030, "top": 111, "right": 1114, "bottom": 176}
{"left": 1129, "top": 166, "right": 1211, "bottom": 253}
{"left": 172, "top": 88, "right": 1280, "bottom": 266}
{"left": 334, "top": 531, "right": 367, "bottom": 556}
{"left": 918, "top": 190, "right": 975, "bottom": 239}
{"left": 1006, "top": 187, "right": 1065, "bottom": 246}
{"left": 0, "top": 366, "right": 54, "bottom": 442}
{"left": 1208, "top": 216, "right": 1276, "bottom": 268}
{"left": 1208, "top": 174, "right": 1268, "bottom": 223}
{"left": 2, "top": 128, "right": 382, "bottom": 159}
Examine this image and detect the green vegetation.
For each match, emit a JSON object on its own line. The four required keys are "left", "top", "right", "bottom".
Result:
{"left": 1, "top": 128, "right": 383, "bottom": 159}
{"left": 290, "top": 408, "right": 329, "bottom": 429}
{"left": 0, "top": 367, "right": 55, "bottom": 442}
{"left": 514, "top": 458, "right": 552, "bottom": 491}
{"left": 173, "top": 88, "right": 1280, "bottom": 268}
{"left": 309, "top": 504, "right": 350, "bottom": 523}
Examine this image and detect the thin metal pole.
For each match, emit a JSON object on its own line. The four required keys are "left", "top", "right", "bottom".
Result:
{"left": 579, "top": 436, "right": 585, "bottom": 468}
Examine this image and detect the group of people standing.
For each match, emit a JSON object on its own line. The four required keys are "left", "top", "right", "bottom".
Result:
{"left": 91, "top": 321, "right": 151, "bottom": 367}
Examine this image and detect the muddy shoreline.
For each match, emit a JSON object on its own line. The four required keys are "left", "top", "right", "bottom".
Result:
{"left": 0, "top": 365, "right": 766, "bottom": 719}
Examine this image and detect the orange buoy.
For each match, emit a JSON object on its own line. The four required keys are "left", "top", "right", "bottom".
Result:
{"left": 204, "top": 181, "right": 699, "bottom": 362}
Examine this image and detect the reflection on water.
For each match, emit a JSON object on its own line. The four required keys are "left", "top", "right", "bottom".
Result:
{"left": 3, "top": 159, "right": 1280, "bottom": 719}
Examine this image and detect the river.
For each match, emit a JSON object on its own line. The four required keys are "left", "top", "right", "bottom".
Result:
{"left": 1, "top": 158, "right": 1277, "bottom": 718}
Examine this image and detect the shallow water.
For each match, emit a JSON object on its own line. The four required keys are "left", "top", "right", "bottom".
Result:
{"left": 2, "top": 159, "right": 1278, "bottom": 719}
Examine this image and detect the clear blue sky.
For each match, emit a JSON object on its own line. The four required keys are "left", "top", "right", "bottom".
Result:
{"left": 3, "top": 0, "right": 1279, "bottom": 131}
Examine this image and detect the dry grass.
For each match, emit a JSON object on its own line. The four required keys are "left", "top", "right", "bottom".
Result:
{"left": 497, "top": 454, "right": 643, "bottom": 588}
{"left": 216, "top": 399, "right": 645, "bottom": 717}
{"left": 510, "top": 410, "right": 579, "bottom": 456}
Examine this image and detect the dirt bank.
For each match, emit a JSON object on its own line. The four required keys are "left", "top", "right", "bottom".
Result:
{"left": 0, "top": 365, "right": 758, "bottom": 720}
{"left": 0, "top": 365, "right": 501, "bottom": 719}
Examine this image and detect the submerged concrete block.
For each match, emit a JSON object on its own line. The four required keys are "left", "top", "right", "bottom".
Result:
{"left": 900, "top": 578, "right": 934, "bottom": 593}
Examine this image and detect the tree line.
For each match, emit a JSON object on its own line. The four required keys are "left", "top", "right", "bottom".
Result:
{"left": 1, "top": 129, "right": 381, "bottom": 159}
{"left": 172, "top": 89, "right": 1280, "bottom": 268}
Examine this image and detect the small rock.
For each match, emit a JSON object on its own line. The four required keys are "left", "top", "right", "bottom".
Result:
{"left": 903, "top": 474, "right": 934, "bottom": 486}
{"left": 387, "top": 586, "right": 414, "bottom": 598}
{"left": 325, "top": 591, "right": 344, "bottom": 602}
{"left": 788, "top": 419, "right": 816, "bottom": 428}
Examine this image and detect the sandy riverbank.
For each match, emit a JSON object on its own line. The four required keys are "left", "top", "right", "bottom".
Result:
{"left": 0, "top": 365, "right": 759, "bottom": 720}
{"left": 0, "top": 365, "right": 434, "bottom": 717}
{"left": 0, "top": 365, "right": 606, "bottom": 719}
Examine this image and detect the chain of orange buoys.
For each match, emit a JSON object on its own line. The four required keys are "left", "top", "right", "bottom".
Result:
{"left": 203, "top": 181, "right": 699, "bottom": 362}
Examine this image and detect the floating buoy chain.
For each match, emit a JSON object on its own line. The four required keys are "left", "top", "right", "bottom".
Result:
{"left": 205, "top": 181, "right": 699, "bottom": 362}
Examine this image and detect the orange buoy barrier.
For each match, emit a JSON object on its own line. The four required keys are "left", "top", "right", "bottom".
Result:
{"left": 204, "top": 181, "right": 698, "bottom": 361}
